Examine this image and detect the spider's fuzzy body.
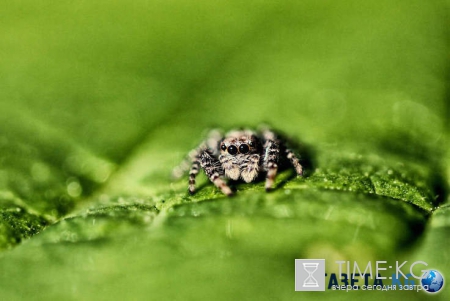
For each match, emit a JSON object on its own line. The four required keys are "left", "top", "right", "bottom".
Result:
{"left": 173, "top": 126, "right": 303, "bottom": 196}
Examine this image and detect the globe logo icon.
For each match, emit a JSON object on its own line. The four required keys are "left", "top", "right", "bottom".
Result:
{"left": 421, "top": 270, "right": 444, "bottom": 293}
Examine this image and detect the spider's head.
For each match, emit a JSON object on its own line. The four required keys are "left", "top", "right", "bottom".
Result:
{"left": 219, "top": 131, "right": 260, "bottom": 156}
{"left": 219, "top": 131, "right": 261, "bottom": 182}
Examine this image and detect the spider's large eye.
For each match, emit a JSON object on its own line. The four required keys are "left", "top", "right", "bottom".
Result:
{"left": 239, "top": 144, "right": 249, "bottom": 154}
{"left": 220, "top": 144, "right": 226, "bottom": 151}
{"left": 227, "top": 145, "right": 238, "bottom": 155}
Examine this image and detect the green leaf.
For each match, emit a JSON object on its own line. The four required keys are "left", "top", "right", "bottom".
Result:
{"left": 0, "top": 0, "right": 448, "bottom": 300}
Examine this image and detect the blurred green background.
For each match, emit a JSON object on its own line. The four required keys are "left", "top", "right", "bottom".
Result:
{"left": 0, "top": 0, "right": 448, "bottom": 300}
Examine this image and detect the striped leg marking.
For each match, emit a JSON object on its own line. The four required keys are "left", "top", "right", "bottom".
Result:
{"left": 200, "top": 151, "right": 233, "bottom": 196}
{"left": 286, "top": 148, "right": 303, "bottom": 176}
{"left": 262, "top": 129, "right": 280, "bottom": 191}
{"left": 210, "top": 173, "right": 233, "bottom": 196}
{"left": 265, "top": 161, "right": 278, "bottom": 191}
{"left": 188, "top": 159, "right": 200, "bottom": 194}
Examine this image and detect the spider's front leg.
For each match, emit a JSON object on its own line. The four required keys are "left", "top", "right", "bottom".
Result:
{"left": 198, "top": 150, "right": 233, "bottom": 196}
{"left": 261, "top": 129, "right": 280, "bottom": 191}
{"left": 187, "top": 146, "right": 233, "bottom": 196}
{"left": 173, "top": 129, "right": 224, "bottom": 180}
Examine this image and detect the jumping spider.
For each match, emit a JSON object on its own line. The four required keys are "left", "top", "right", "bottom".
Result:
{"left": 173, "top": 126, "right": 303, "bottom": 196}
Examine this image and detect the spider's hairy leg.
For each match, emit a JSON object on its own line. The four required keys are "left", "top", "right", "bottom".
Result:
{"left": 240, "top": 154, "right": 260, "bottom": 183}
{"left": 200, "top": 150, "right": 233, "bottom": 196}
{"left": 188, "top": 158, "right": 200, "bottom": 194}
{"left": 172, "top": 160, "right": 189, "bottom": 179}
{"left": 205, "top": 129, "right": 223, "bottom": 154}
{"left": 286, "top": 148, "right": 303, "bottom": 176}
{"left": 173, "top": 129, "right": 222, "bottom": 179}
{"left": 173, "top": 148, "right": 198, "bottom": 179}
{"left": 186, "top": 145, "right": 207, "bottom": 194}
{"left": 262, "top": 129, "right": 280, "bottom": 191}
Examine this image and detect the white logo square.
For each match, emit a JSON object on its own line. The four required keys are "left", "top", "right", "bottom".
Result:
{"left": 295, "top": 259, "right": 326, "bottom": 291}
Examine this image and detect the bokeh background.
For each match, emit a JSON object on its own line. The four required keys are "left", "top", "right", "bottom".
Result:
{"left": 0, "top": 0, "right": 448, "bottom": 300}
